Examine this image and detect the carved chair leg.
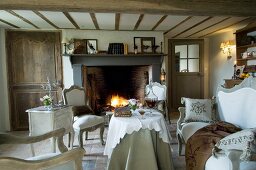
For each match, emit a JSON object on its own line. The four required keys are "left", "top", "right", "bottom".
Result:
{"left": 78, "top": 131, "right": 84, "bottom": 149}
{"left": 100, "top": 125, "right": 105, "bottom": 145}
{"left": 177, "top": 133, "right": 183, "bottom": 156}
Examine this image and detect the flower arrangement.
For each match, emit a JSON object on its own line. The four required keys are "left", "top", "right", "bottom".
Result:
{"left": 40, "top": 95, "right": 52, "bottom": 106}
{"left": 128, "top": 99, "right": 139, "bottom": 111}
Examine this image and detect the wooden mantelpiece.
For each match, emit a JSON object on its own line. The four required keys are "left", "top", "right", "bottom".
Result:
{"left": 68, "top": 53, "right": 165, "bottom": 66}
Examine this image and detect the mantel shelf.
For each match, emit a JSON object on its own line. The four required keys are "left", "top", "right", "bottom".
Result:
{"left": 65, "top": 53, "right": 167, "bottom": 57}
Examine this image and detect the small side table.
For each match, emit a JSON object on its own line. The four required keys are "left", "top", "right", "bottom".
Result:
{"left": 26, "top": 106, "right": 74, "bottom": 156}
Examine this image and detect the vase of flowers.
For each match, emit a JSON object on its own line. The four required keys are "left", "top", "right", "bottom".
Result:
{"left": 40, "top": 95, "right": 52, "bottom": 107}
{"left": 128, "top": 99, "right": 139, "bottom": 113}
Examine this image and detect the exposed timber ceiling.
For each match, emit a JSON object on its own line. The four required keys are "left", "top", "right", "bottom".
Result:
{"left": 0, "top": 0, "right": 255, "bottom": 38}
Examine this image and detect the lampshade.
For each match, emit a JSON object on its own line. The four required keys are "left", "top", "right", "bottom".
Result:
{"left": 61, "top": 38, "right": 69, "bottom": 44}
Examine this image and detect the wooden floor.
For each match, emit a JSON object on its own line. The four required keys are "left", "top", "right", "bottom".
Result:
{"left": 0, "top": 113, "right": 186, "bottom": 170}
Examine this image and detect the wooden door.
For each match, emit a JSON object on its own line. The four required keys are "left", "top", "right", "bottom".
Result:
{"left": 6, "top": 31, "right": 62, "bottom": 130}
{"left": 168, "top": 39, "right": 204, "bottom": 111}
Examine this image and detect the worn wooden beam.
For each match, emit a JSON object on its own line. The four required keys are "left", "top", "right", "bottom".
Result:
{"left": 0, "top": 18, "right": 19, "bottom": 28}
{"left": 134, "top": 14, "right": 144, "bottom": 30}
{"left": 164, "top": 16, "right": 192, "bottom": 35}
{"left": 115, "top": 13, "right": 120, "bottom": 30}
{"left": 63, "top": 12, "right": 80, "bottom": 29}
{"left": 151, "top": 15, "right": 167, "bottom": 31}
{"left": 172, "top": 16, "right": 212, "bottom": 38}
{"left": 90, "top": 13, "right": 100, "bottom": 30}
{"left": 33, "top": 10, "right": 59, "bottom": 29}
{"left": 200, "top": 17, "right": 254, "bottom": 38}
{"left": 0, "top": 0, "right": 255, "bottom": 16}
{"left": 6, "top": 10, "right": 39, "bottom": 29}
{"left": 186, "top": 17, "right": 231, "bottom": 38}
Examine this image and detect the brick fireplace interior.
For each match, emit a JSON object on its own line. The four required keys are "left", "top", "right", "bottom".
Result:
{"left": 83, "top": 66, "right": 150, "bottom": 113}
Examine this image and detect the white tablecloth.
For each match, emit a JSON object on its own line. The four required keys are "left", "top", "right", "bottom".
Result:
{"left": 104, "top": 109, "right": 172, "bottom": 158}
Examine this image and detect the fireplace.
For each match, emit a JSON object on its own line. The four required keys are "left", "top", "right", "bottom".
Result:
{"left": 84, "top": 66, "right": 149, "bottom": 113}
{"left": 70, "top": 54, "right": 163, "bottom": 114}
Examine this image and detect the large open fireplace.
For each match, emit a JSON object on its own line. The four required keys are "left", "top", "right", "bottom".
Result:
{"left": 70, "top": 54, "right": 163, "bottom": 114}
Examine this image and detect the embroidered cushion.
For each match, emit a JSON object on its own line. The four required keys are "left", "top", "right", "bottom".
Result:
{"left": 182, "top": 97, "right": 214, "bottom": 123}
{"left": 214, "top": 128, "right": 256, "bottom": 161}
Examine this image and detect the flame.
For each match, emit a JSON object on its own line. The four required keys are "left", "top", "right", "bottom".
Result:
{"left": 111, "top": 95, "right": 128, "bottom": 107}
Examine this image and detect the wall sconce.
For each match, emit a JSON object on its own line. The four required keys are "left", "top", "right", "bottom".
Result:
{"left": 220, "top": 40, "right": 235, "bottom": 60}
{"left": 61, "top": 38, "right": 69, "bottom": 55}
{"left": 160, "top": 69, "right": 166, "bottom": 84}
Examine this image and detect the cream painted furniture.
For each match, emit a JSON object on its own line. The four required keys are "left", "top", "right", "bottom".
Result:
{"left": 104, "top": 109, "right": 174, "bottom": 170}
{"left": 26, "top": 106, "right": 74, "bottom": 156}
{"left": 177, "top": 77, "right": 256, "bottom": 170}
{"left": 62, "top": 85, "right": 105, "bottom": 150}
{"left": 0, "top": 128, "right": 84, "bottom": 170}
{"left": 145, "top": 81, "right": 169, "bottom": 122}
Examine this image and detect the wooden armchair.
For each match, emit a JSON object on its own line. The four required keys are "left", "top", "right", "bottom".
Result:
{"left": 62, "top": 85, "right": 105, "bottom": 149}
{"left": 0, "top": 128, "right": 84, "bottom": 170}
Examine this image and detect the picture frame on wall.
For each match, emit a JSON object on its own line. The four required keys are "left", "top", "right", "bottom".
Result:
{"left": 86, "top": 39, "right": 98, "bottom": 54}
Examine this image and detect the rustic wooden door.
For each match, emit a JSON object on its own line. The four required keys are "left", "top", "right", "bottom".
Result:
{"left": 6, "top": 31, "right": 62, "bottom": 130}
{"left": 168, "top": 39, "right": 204, "bottom": 111}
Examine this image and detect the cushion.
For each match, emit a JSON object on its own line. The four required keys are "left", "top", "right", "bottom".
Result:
{"left": 72, "top": 105, "right": 94, "bottom": 116}
{"left": 214, "top": 128, "right": 256, "bottom": 161}
{"left": 73, "top": 115, "right": 104, "bottom": 130}
{"left": 182, "top": 97, "right": 214, "bottom": 123}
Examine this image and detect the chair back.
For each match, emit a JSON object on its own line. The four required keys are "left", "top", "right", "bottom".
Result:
{"left": 216, "top": 77, "right": 256, "bottom": 129}
{"left": 63, "top": 85, "right": 86, "bottom": 106}
{"left": 145, "top": 82, "right": 166, "bottom": 100}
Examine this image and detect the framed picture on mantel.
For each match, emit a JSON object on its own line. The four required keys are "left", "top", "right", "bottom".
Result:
{"left": 133, "top": 37, "right": 156, "bottom": 54}
{"left": 85, "top": 39, "right": 98, "bottom": 54}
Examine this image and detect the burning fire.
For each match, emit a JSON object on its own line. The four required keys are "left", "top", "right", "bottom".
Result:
{"left": 111, "top": 95, "right": 128, "bottom": 108}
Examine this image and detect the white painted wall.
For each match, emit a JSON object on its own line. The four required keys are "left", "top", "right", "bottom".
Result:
{"left": 61, "top": 30, "right": 164, "bottom": 88}
{"left": 208, "top": 31, "right": 237, "bottom": 96}
{"left": 0, "top": 28, "right": 10, "bottom": 131}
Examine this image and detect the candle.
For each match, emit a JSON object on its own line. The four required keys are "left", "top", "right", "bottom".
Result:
{"left": 234, "top": 60, "right": 237, "bottom": 65}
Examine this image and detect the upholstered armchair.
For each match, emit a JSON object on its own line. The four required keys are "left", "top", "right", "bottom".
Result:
{"left": 62, "top": 85, "right": 105, "bottom": 150}
{"left": 145, "top": 81, "right": 169, "bottom": 122}
{"left": 176, "top": 97, "right": 215, "bottom": 156}
{"left": 0, "top": 128, "right": 84, "bottom": 170}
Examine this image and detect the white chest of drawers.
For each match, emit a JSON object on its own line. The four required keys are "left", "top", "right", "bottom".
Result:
{"left": 26, "top": 106, "right": 74, "bottom": 155}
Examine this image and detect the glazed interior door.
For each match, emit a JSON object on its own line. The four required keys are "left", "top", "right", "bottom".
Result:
{"left": 169, "top": 39, "right": 204, "bottom": 111}
{"left": 6, "top": 31, "right": 62, "bottom": 130}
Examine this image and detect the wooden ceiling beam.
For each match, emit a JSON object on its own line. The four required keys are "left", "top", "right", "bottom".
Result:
{"left": 199, "top": 17, "right": 254, "bottom": 38}
{"left": 134, "top": 14, "right": 144, "bottom": 30}
{"left": 33, "top": 10, "right": 59, "bottom": 29}
{"left": 90, "top": 13, "right": 100, "bottom": 30}
{"left": 164, "top": 16, "right": 192, "bottom": 35}
{"left": 115, "top": 13, "right": 120, "bottom": 30}
{"left": 172, "top": 16, "right": 212, "bottom": 38}
{"left": 0, "top": 18, "right": 19, "bottom": 28}
{"left": 152, "top": 15, "right": 167, "bottom": 31}
{"left": 6, "top": 10, "right": 39, "bottom": 29}
{"left": 0, "top": 0, "right": 255, "bottom": 16}
{"left": 63, "top": 12, "right": 80, "bottom": 29}
{"left": 186, "top": 17, "right": 231, "bottom": 38}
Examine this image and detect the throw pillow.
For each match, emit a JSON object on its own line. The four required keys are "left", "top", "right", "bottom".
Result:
{"left": 214, "top": 128, "right": 256, "bottom": 161}
{"left": 182, "top": 97, "right": 213, "bottom": 123}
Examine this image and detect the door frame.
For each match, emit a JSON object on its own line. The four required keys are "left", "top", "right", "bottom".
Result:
{"left": 167, "top": 39, "right": 205, "bottom": 112}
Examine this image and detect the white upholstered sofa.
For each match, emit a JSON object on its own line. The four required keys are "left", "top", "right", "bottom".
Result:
{"left": 177, "top": 77, "right": 256, "bottom": 170}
